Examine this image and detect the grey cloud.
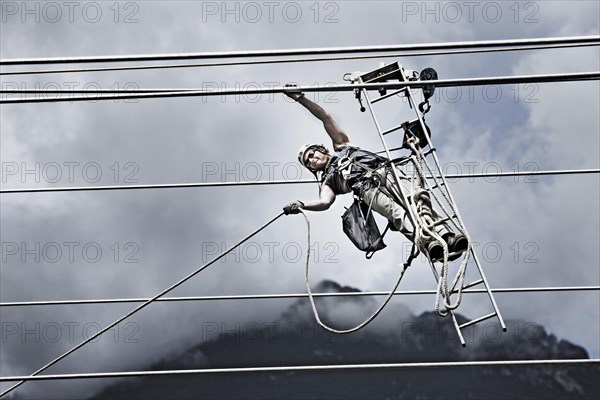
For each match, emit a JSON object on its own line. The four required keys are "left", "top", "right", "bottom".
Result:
{"left": 1, "top": 1, "right": 598, "bottom": 399}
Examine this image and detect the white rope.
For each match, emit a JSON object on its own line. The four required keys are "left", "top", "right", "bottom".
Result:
{"left": 414, "top": 160, "right": 469, "bottom": 316}
{"left": 300, "top": 211, "right": 408, "bottom": 334}
{"left": 406, "top": 139, "right": 469, "bottom": 317}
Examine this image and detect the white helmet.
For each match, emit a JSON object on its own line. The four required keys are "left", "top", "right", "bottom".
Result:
{"left": 297, "top": 144, "right": 329, "bottom": 171}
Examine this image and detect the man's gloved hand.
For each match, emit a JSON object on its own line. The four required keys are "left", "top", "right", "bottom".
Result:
{"left": 284, "top": 84, "right": 305, "bottom": 101}
{"left": 283, "top": 200, "right": 304, "bottom": 215}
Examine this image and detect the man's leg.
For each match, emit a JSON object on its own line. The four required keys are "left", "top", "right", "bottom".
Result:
{"left": 369, "top": 167, "right": 462, "bottom": 260}
{"left": 361, "top": 178, "right": 415, "bottom": 242}
{"left": 387, "top": 167, "right": 470, "bottom": 260}
{"left": 382, "top": 168, "right": 452, "bottom": 238}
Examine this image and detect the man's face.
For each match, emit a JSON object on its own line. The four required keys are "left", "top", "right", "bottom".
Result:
{"left": 304, "top": 148, "right": 330, "bottom": 171}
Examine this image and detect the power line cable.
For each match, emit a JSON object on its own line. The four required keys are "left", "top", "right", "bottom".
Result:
{"left": 1, "top": 286, "right": 597, "bottom": 308}
{"left": 1, "top": 37, "right": 598, "bottom": 394}
{"left": 2, "top": 72, "right": 598, "bottom": 104}
{"left": 2, "top": 43, "right": 597, "bottom": 76}
{"left": 1, "top": 37, "right": 598, "bottom": 398}
{"left": 1, "top": 168, "right": 598, "bottom": 194}
{"left": 1, "top": 359, "right": 598, "bottom": 382}
{"left": 0, "top": 212, "right": 285, "bottom": 398}
{"left": 2, "top": 36, "right": 597, "bottom": 66}
{"left": 3, "top": 71, "right": 599, "bottom": 96}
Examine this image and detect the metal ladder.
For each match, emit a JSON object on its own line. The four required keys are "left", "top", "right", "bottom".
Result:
{"left": 348, "top": 62, "right": 506, "bottom": 346}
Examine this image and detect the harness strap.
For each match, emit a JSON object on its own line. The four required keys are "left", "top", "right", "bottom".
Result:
{"left": 365, "top": 223, "right": 391, "bottom": 260}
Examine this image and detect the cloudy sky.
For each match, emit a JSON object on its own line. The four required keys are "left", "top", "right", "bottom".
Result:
{"left": 1, "top": 0, "right": 599, "bottom": 398}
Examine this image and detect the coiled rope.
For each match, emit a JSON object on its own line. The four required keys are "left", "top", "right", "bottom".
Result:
{"left": 406, "top": 138, "right": 470, "bottom": 316}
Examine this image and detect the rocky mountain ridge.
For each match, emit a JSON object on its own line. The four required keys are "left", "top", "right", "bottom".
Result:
{"left": 91, "top": 280, "right": 599, "bottom": 399}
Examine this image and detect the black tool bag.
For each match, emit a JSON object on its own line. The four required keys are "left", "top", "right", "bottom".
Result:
{"left": 342, "top": 198, "right": 388, "bottom": 258}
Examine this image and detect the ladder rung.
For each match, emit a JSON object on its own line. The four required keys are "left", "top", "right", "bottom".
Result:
{"left": 382, "top": 124, "right": 404, "bottom": 136}
{"left": 394, "top": 157, "right": 412, "bottom": 166}
{"left": 371, "top": 88, "right": 408, "bottom": 104}
{"left": 462, "top": 279, "right": 484, "bottom": 290}
{"left": 432, "top": 214, "right": 456, "bottom": 226}
{"left": 430, "top": 181, "right": 446, "bottom": 190}
{"left": 452, "top": 279, "right": 483, "bottom": 294}
{"left": 460, "top": 312, "right": 497, "bottom": 329}
{"left": 423, "top": 147, "right": 436, "bottom": 157}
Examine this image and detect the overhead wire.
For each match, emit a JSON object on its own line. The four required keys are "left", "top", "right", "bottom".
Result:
{"left": 2, "top": 72, "right": 599, "bottom": 104}
{"left": 1, "top": 286, "right": 597, "bottom": 308}
{"left": 2, "top": 42, "right": 598, "bottom": 76}
{"left": 3, "top": 71, "right": 599, "bottom": 94}
{"left": 2, "top": 35, "right": 597, "bottom": 66}
{"left": 1, "top": 35, "right": 599, "bottom": 396}
{"left": 1, "top": 168, "right": 598, "bottom": 194}
{"left": 0, "top": 212, "right": 285, "bottom": 398}
{"left": 1, "top": 359, "right": 598, "bottom": 382}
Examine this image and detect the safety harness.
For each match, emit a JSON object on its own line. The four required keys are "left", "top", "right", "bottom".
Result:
{"left": 323, "top": 146, "right": 401, "bottom": 259}
{"left": 322, "top": 113, "right": 437, "bottom": 264}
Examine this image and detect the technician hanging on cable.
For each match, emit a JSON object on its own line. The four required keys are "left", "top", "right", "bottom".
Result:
{"left": 282, "top": 86, "right": 468, "bottom": 262}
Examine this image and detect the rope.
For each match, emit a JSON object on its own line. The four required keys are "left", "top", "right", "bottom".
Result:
{"left": 299, "top": 211, "right": 410, "bottom": 334}
{"left": 406, "top": 138, "right": 469, "bottom": 317}
{"left": 413, "top": 151, "right": 469, "bottom": 316}
{"left": 0, "top": 212, "right": 285, "bottom": 398}
{"left": 3, "top": 42, "right": 597, "bottom": 76}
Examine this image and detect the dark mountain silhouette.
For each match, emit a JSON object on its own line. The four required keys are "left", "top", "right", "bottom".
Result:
{"left": 91, "top": 280, "right": 599, "bottom": 400}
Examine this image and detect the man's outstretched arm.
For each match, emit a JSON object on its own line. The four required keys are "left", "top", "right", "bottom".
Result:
{"left": 284, "top": 183, "right": 336, "bottom": 214}
{"left": 287, "top": 88, "right": 351, "bottom": 149}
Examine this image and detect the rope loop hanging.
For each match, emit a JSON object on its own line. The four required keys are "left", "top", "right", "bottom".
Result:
{"left": 300, "top": 210, "right": 411, "bottom": 334}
